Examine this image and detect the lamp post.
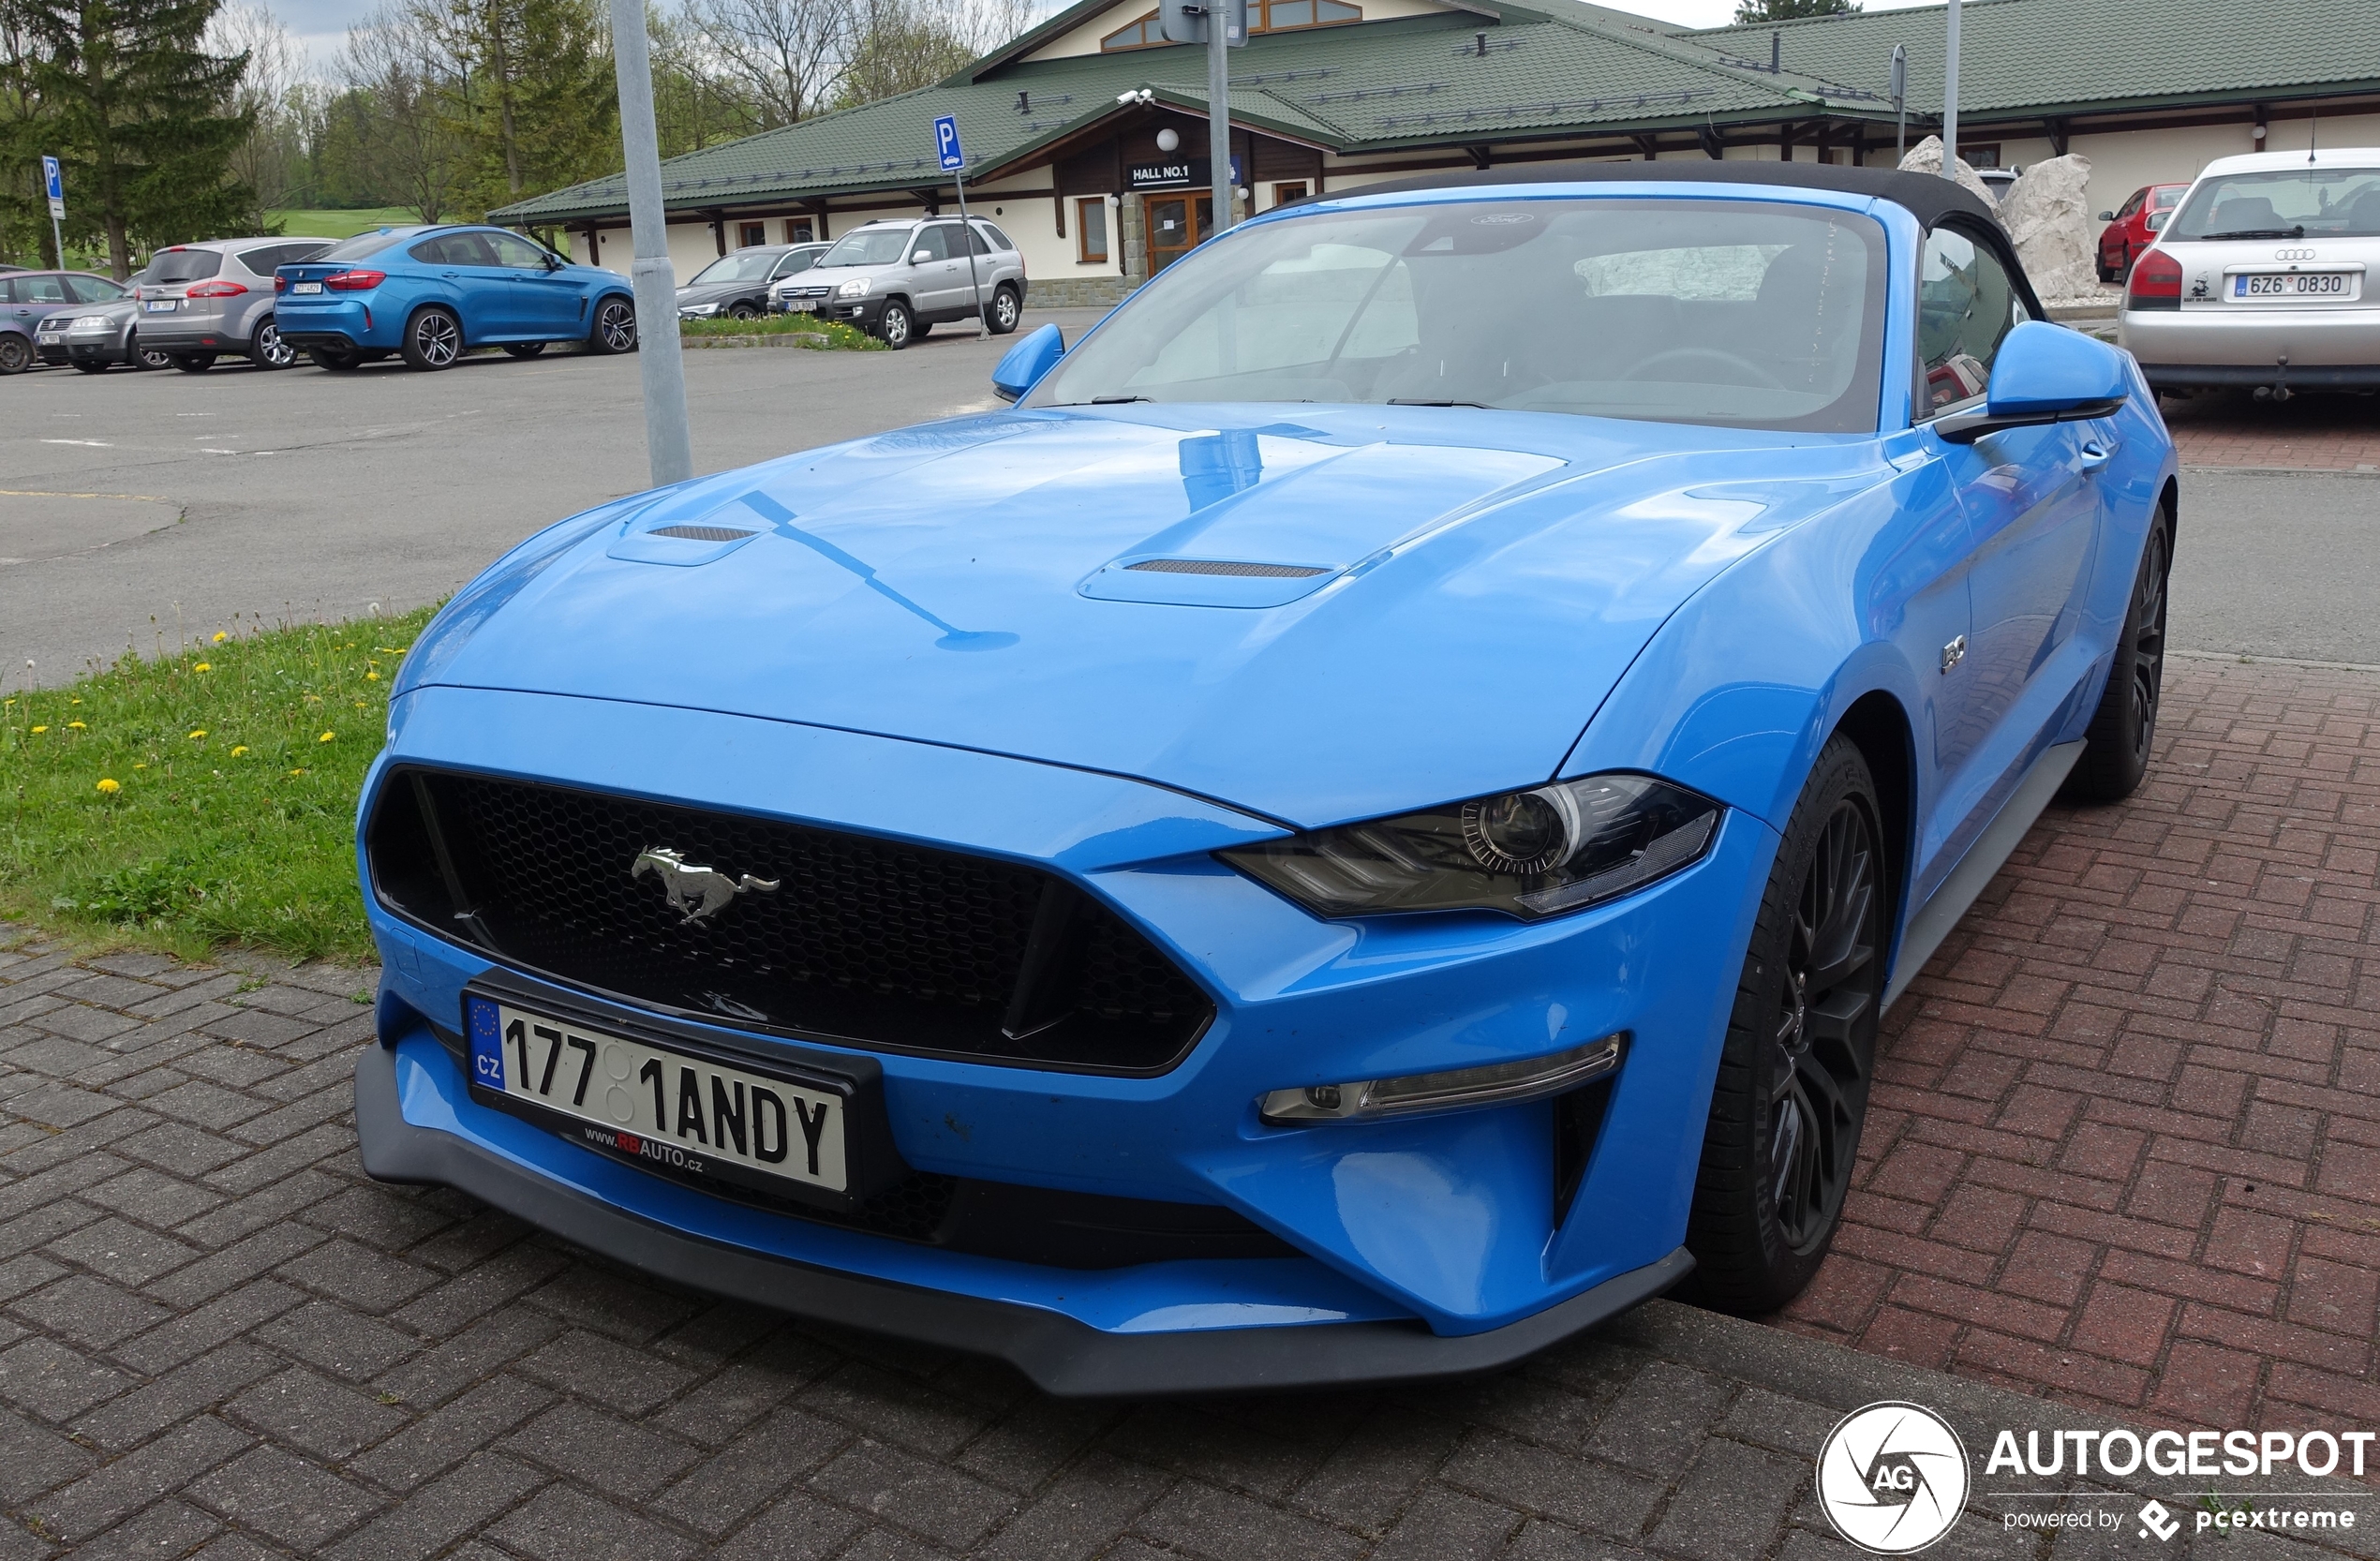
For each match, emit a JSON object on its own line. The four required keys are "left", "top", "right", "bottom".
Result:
{"left": 605, "top": 0, "right": 693, "bottom": 487}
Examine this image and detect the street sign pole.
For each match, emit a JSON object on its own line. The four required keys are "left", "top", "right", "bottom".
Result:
{"left": 934, "top": 115, "right": 988, "bottom": 338}
{"left": 1208, "top": 5, "right": 1232, "bottom": 236}
{"left": 41, "top": 156, "right": 65, "bottom": 268}
{"left": 605, "top": 0, "right": 694, "bottom": 487}
{"left": 1890, "top": 45, "right": 1908, "bottom": 163}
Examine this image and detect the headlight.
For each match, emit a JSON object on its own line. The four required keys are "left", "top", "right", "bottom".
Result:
{"left": 835, "top": 277, "right": 870, "bottom": 298}
{"left": 678, "top": 302, "right": 716, "bottom": 317}
{"left": 1221, "top": 773, "right": 1721, "bottom": 919}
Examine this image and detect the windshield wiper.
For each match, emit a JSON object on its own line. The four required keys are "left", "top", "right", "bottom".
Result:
{"left": 1088, "top": 394, "right": 1151, "bottom": 404}
{"left": 1387, "top": 398, "right": 1489, "bottom": 408}
{"left": 2197, "top": 226, "right": 2305, "bottom": 240}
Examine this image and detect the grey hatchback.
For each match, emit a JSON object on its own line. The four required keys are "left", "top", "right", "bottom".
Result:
{"left": 135, "top": 236, "right": 335, "bottom": 370}
{"left": 774, "top": 217, "right": 1026, "bottom": 348}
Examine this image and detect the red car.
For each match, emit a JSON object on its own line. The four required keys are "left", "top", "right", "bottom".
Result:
{"left": 2096, "top": 183, "right": 2189, "bottom": 282}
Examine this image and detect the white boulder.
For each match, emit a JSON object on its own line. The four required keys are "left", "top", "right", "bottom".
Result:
{"left": 1897, "top": 135, "right": 1995, "bottom": 202}
{"left": 1997, "top": 154, "right": 2101, "bottom": 303}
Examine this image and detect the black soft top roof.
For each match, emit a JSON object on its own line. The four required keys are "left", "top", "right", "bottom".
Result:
{"left": 1331, "top": 159, "right": 2003, "bottom": 232}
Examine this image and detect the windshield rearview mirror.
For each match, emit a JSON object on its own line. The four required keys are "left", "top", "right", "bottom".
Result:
{"left": 991, "top": 323, "right": 1064, "bottom": 403}
{"left": 1935, "top": 320, "right": 2128, "bottom": 443}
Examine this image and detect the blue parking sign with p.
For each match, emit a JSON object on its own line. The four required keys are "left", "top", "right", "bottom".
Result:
{"left": 934, "top": 115, "right": 964, "bottom": 171}
{"left": 42, "top": 156, "right": 62, "bottom": 201}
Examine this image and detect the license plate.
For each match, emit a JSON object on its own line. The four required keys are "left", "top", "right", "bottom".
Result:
{"left": 2233, "top": 271, "right": 2356, "bottom": 300}
{"left": 144, "top": 300, "right": 176, "bottom": 312}
{"left": 291, "top": 281, "right": 323, "bottom": 294}
{"left": 466, "top": 995, "right": 847, "bottom": 1193}
{"left": 789, "top": 300, "right": 817, "bottom": 312}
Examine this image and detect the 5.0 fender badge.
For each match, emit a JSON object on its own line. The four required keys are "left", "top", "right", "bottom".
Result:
{"left": 632, "top": 847, "right": 780, "bottom": 925}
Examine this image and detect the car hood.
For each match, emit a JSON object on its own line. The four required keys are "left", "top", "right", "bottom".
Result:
{"left": 676, "top": 280, "right": 762, "bottom": 304}
{"left": 413, "top": 405, "right": 1883, "bottom": 828}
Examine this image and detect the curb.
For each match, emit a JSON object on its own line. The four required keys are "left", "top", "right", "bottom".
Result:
{"left": 679, "top": 332, "right": 846, "bottom": 350}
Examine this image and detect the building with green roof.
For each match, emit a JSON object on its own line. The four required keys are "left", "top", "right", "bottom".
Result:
{"left": 491, "top": 0, "right": 2380, "bottom": 305}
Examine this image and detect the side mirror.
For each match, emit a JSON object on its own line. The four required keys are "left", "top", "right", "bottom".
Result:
{"left": 546, "top": 252, "right": 566, "bottom": 271}
{"left": 991, "top": 322, "right": 1064, "bottom": 404}
{"left": 1935, "top": 320, "right": 2128, "bottom": 443}
{"left": 911, "top": 250, "right": 932, "bottom": 265}
{"left": 2097, "top": 211, "right": 2116, "bottom": 221}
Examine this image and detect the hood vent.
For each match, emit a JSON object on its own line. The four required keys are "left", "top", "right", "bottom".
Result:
{"left": 1125, "top": 558, "right": 1329, "bottom": 579}
{"left": 650, "top": 524, "right": 756, "bottom": 543}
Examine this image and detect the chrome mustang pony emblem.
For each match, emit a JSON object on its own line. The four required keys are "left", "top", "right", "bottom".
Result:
{"left": 631, "top": 847, "right": 780, "bottom": 925}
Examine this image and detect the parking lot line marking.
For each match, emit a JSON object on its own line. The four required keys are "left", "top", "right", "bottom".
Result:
{"left": 0, "top": 488, "right": 170, "bottom": 502}
{"left": 38, "top": 439, "right": 112, "bottom": 446}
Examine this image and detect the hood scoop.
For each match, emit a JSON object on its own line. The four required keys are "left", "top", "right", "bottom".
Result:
{"left": 1127, "top": 559, "right": 1330, "bottom": 579}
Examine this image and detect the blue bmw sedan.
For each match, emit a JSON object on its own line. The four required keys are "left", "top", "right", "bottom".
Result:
{"left": 275, "top": 224, "right": 637, "bottom": 371}
{"left": 354, "top": 162, "right": 2177, "bottom": 1393}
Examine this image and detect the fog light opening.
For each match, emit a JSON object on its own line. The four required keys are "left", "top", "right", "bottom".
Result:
{"left": 1260, "top": 1032, "right": 1627, "bottom": 1125}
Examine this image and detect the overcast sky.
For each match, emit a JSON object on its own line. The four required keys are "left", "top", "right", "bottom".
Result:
{"left": 284, "top": 0, "right": 1949, "bottom": 75}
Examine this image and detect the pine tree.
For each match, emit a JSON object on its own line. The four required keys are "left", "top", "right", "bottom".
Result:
{"left": 1733, "top": 0, "right": 1860, "bottom": 21}
{"left": 14, "top": 0, "right": 253, "bottom": 276}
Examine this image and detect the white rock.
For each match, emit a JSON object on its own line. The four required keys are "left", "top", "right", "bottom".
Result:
{"left": 1998, "top": 154, "right": 2101, "bottom": 303}
{"left": 1897, "top": 136, "right": 1995, "bottom": 203}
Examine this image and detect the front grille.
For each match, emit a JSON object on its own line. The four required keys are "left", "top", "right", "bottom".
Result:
{"left": 369, "top": 769, "right": 1213, "bottom": 1073}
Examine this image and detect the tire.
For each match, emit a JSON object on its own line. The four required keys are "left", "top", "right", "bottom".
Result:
{"left": 729, "top": 302, "right": 758, "bottom": 320}
{"left": 2062, "top": 513, "right": 2171, "bottom": 802}
{"left": 249, "top": 318, "right": 297, "bottom": 369}
{"left": 133, "top": 338, "right": 170, "bottom": 370}
{"left": 1684, "top": 735, "right": 1884, "bottom": 1315}
{"left": 988, "top": 285, "right": 1021, "bottom": 334}
{"left": 502, "top": 342, "right": 547, "bottom": 359}
{"left": 309, "top": 347, "right": 360, "bottom": 372}
{"left": 877, "top": 300, "right": 914, "bottom": 349}
{"left": 588, "top": 296, "right": 636, "bottom": 354}
{"left": 168, "top": 352, "right": 216, "bottom": 373}
{"left": 73, "top": 359, "right": 110, "bottom": 374}
{"left": 402, "top": 306, "right": 463, "bottom": 370}
{"left": 0, "top": 334, "right": 30, "bottom": 375}
{"left": 2095, "top": 259, "right": 2118, "bottom": 284}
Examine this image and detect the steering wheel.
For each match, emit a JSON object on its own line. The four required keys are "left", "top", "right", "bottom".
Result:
{"left": 1622, "top": 347, "right": 1784, "bottom": 390}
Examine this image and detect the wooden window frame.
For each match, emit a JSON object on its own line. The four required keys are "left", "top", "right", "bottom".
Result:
{"left": 1075, "top": 196, "right": 1110, "bottom": 263}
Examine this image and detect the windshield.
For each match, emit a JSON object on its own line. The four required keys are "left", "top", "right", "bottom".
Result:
{"left": 315, "top": 229, "right": 416, "bottom": 262}
{"left": 690, "top": 250, "right": 782, "bottom": 284}
{"left": 819, "top": 228, "right": 915, "bottom": 267}
{"left": 1026, "top": 198, "right": 1886, "bottom": 432}
{"left": 2168, "top": 167, "right": 2380, "bottom": 240}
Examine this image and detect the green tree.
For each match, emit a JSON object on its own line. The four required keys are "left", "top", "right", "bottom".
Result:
{"left": 11, "top": 0, "right": 253, "bottom": 276}
{"left": 1732, "top": 0, "right": 1859, "bottom": 21}
{"left": 430, "top": 0, "right": 613, "bottom": 214}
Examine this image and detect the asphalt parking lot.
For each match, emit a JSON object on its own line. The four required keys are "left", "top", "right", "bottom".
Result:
{"left": 4, "top": 332, "right": 2379, "bottom": 683}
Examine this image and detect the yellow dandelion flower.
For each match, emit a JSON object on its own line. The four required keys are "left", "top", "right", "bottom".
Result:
{"left": 288, "top": 767, "right": 307, "bottom": 776}
{"left": 67, "top": 721, "right": 86, "bottom": 730}
{"left": 134, "top": 763, "right": 147, "bottom": 770}
{"left": 230, "top": 745, "right": 249, "bottom": 757}
{"left": 69, "top": 697, "right": 81, "bottom": 705}
{"left": 96, "top": 778, "right": 120, "bottom": 795}
{"left": 366, "top": 671, "right": 379, "bottom": 680}
{"left": 212, "top": 631, "right": 228, "bottom": 643}
{"left": 188, "top": 729, "right": 207, "bottom": 739}
{"left": 319, "top": 731, "right": 335, "bottom": 743}
{"left": 30, "top": 725, "right": 47, "bottom": 734}
{"left": 193, "top": 662, "right": 212, "bottom": 673}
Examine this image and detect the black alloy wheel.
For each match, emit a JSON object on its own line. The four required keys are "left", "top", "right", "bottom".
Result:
{"left": 729, "top": 301, "right": 759, "bottom": 320}
{"left": 403, "top": 307, "right": 463, "bottom": 370}
{"left": 589, "top": 297, "right": 636, "bottom": 354}
{"left": 878, "top": 300, "right": 914, "bottom": 349}
{"left": 2063, "top": 515, "right": 2171, "bottom": 802}
{"left": 0, "top": 334, "right": 30, "bottom": 374}
{"left": 1685, "top": 735, "right": 1883, "bottom": 1314}
{"left": 502, "top": 341, "right": 547, "bottom": 359}
{"left": 250, "top": 319, "right": 296, "bottom": 369}
{"left": 988, "top": 286, "right": 1021, "bottom": 334}
{"left": 169, "top": 352, "right": 216, "bottom": 373}
{"left": 309, "top": 347, "right": 360, "bottom": 372}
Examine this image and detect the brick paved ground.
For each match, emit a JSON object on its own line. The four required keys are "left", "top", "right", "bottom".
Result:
{"left": 3, "top": 660, "right": 2377, "bottom": 1559}
{"left": 2164, "top": 392, "right": 2380, "bottom": 471}
{"left": 1783, "top": 659, "right": 2380, "bottom": 1435}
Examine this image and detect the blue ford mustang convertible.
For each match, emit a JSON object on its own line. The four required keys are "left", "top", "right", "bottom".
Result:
{"left": 355, "top": 163, "right": 2175, "bottom": 1393}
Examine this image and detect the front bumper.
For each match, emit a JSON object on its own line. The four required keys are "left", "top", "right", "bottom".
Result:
{"left": 357, "top": 1040, "right": 1691, "bottom": 1394}
{"left": 360, "top": 685, "right": 1766, "bottom": 1382}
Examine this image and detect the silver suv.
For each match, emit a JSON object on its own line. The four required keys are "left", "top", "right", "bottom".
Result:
{"left": 773, "top": 217, "right": 1026, "bottom": 348}
{"left": 135, "top": 236, "right": 335, "bottom": 370}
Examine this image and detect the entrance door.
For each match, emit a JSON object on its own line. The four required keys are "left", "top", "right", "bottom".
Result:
{"left": 1145, "top": 196, "right": 1212, "bottom": 272}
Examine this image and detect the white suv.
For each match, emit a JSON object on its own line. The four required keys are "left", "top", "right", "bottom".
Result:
{"left": 770, "top": 217, "right": 1027, "bottom": 349}
{"left": 2120, "top": 148, "right": 2380, "bottom": 396}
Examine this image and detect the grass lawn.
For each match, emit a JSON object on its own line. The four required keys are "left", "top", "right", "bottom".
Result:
{"left": 267, "top": 207, "right": 419, "bottom": 240}
{"left": 679, "top": 315, "right": 885, "bottom": 349}
{"left": 1, "top": 607, "right": 439, "bottom": 965}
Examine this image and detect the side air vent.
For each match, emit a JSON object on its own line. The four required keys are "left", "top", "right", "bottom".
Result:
{"left": 649, "top": 525, "right": 757, "bottom": 543}
{"left": 1125, "top": 558, "right": 1330, "bottom": 579}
